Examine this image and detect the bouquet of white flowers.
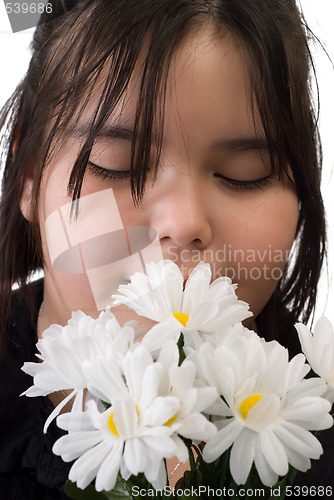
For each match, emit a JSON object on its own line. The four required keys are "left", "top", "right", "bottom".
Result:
{"left": 22, "top": 261, "right": 334, "bottom": 499}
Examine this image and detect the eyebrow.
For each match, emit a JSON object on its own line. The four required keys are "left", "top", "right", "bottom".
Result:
{"left": 70, "top": 123, "right": 134, "bottom": 141}
{"left": 71, "top": 122, "right": 269, "bottom": 154}
{"left": 212, "top": 138, "right": 269, "bottom": 153}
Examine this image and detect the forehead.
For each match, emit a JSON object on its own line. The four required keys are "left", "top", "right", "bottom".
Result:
{"left": 71, "top": 24, "right": 258, "bottom": 148}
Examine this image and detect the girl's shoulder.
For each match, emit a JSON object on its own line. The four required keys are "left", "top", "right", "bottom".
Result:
{"left": 0, "top": 279, "right": 43, "bottom": 408}
{"left": 0, "top": 279, "right": 71, "bottom": 497}
{"left": 2, "top": 279, "right": 43, "bottom": 361}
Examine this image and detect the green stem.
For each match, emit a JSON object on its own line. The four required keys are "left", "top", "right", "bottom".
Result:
{"left": 177, "top": 333, "right": 186, "bottom": 365}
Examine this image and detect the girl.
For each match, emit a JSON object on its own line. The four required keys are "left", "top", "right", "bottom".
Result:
{"left": 0, "top": 0, "right": 331, "bottom": 497}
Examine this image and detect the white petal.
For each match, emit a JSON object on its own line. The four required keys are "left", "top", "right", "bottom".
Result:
{"left": 182, "top": 262, "right": 211, "bottom": 311}
{"left": 186, "top": 302, "right": 219, "bottom": 330}
{"left": 273, "top": 421, "right": 323, "bottom": 460}
{"left": 95, "top": 439, "right": 123, "bottom": 491}
{"left": 282, "top": 396, "right": 332, "bottom": 430}
{"left": 192, "top": 387, "right": 219, "bottom": 414}
{"left": 144, "top": 396, "right": 180, "bottom": 427}
{"left": 158, "top": 341, "right": 179, "bottom": 368}
{"left": 23, "top": 362, "right": 71, "bottom": 393}
{"left": 245, "top": 394, "right": 281, "bottom": 432}
{"left": 260, "top": 430, "right": 289, "bottom": 476}
{"left": 21, "top": 361, "right": 46, "bottom": 377}
{"left": 157, "top": 341, "right": 179, "bottom": 394}
{"left": 56, "top": 410, "right": 95, "bottom": 432}
{"left": 230, "top": 428, "right": 256, "bottom": 484}
{"left": 203, "top": 419, "right": 242, "bottom": 462}
{"left": 254, "top": 438, "right": 278, "bottom": 486}
{"left": 113, "top": 399, "right": 138, "bottom": 439}
{"left": 169, "top": 361, "right": 196, "bottom": 399}
{"left": 284, "top": 353, "right": 309, "bottom": 391}
{"left": 149, "top": 459, "right": 168, "bottom": 490}
{"left": 85, "top": 357, "right": 127, "bottom": 403}
{"left": 204, "top": 397, "right": 231, "bottom": 417}
{"left": 21, "top": 385, "right": 51, "bottom": 397}
{"left": 207, "top": 276, "right": 234, "bottom": 299}
{"left": 204, "top": 302, "right": 252, "bottom": 331}
{"left": 124, "top": 346, "right": 153, "bottom": 402}
{"left": 169, "top": 434, "right": 189, "bottom": 463}
{"left": 161, "top": 261, "right": 184, "bottom": 311}
{"left": 47, "top": 346, "right": 86, "bottom": 387}
{"left": 120, "top": 460, "right": 131, "bottom": 481}
{"left": 53, "top": 430, "right": 103, "bottom": 461}
{"left": 43, "top": 389, "right": 78, "bottom": 433}
{"left": 123, "top": 438, "right": 146, "bottom": 475}
{"left": 112, "top": 290, "right": 162, "bottom": 322}
{"left": 295, "top": 322, "right": 314, "bottom": 360}
{"left": 177, "top": 413, "right": 217, "bottom": 440}
{"left": 142, "top": 432, "right": 177, "bottom": 460}
{"left": 286, "top": 378, "right": 327, "bottom": 404}
{"left": 144, "top": 456, "right": 166, "bottom": 486}
{"left": 142, "top": 320, "right": 181, "bottom": 352}
{"left": 190, "top": 343, "right": 223, "bottom": 394}
{"left": 284, "top": 446, "right": 311, "bottom": 472}
{"left": 69, "top": 439, "right": 114, "bottom": 490}
{"left": 139, "top": 362, "right": 162, "bottom": 409}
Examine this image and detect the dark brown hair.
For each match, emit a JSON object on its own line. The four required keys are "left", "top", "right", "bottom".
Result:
{"left": 0, "top": 0, "right": 326, "bottom": 353}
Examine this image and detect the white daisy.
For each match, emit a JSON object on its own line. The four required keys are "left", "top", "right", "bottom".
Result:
{"left": 112, "top": 260, "right": 252, "bottom": 351}
{"left": 191, "top": 334, "right": 333, "bottom": 486}
{"left": 295, "top": 316, "right": 334, "bottom": 403}
{"left": 154, "top": 341, "right": 218, "bottom": 461}
{"left": 83, "top": 341, "right": 217, "bottom": 464}
{"left": 53, "top": 398, "right": 176, "bottom": 492}
{"left": 54, "top": 344, "right": 183, "bottom": 491}
{"left": 21, "top": 309, "right": 136, "bottom": 431}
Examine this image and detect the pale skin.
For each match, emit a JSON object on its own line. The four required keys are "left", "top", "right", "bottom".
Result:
{"left": 20, "top": 24, "right": 299, "bottom": 485}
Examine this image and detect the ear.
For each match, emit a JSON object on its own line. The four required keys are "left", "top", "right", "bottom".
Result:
{"left": 13, "top": 125, "right": 35, "bottom": 223}
{"left": 20, "top": 173, "right": 34, "bottom": 222}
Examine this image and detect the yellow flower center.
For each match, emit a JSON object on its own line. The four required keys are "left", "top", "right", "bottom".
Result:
{"left": 107, "top": 411, "right": 120, "bottom": 436}
{"left": 239, "top": 394, "right": 263, "bottom": 419}
{"left": 164, "top": 414, "right": 178, "bottom": 427}
{"left": 173, "top": 312, "right": 189, "bottom": 327}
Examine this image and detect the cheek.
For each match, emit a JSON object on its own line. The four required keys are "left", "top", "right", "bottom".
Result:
{"left": 217, "top": 187, "right": 298, "bottom": 319}
{"left": 40, "top": 174, "right": 162, "bottom": 315}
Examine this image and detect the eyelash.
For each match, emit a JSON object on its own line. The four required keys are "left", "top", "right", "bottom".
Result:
{"left": 88, "top": 162, "right": 272, "bottom": 191}
{"left": 88, "top": 162, "right": 130, "bottom": 180}
{"left": 215, "top": 174, "right": 272, "bottom": 191}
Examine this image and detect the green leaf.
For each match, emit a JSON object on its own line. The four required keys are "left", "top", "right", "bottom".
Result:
{"left": 102, "top": 485, "right": 133, "bottom": 499}
{"left": 65, "top": 481, "right": 110, "bottom": 500}
{"left": 65, "top": 476, "right": 134, "bottom": 500}
{"left": 174, "top": 469, "right": 198, "bottom": 492}
{"left": 125, "top": 473, "right": 164, "bottom": 498}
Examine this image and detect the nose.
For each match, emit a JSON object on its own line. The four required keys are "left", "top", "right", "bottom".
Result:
{"left": 148, "top": 172, "right": 213, "bottom": 252}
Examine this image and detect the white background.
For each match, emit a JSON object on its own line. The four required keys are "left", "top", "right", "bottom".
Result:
{"left": 0, "top": 1, "right": 333, "bottom": 324}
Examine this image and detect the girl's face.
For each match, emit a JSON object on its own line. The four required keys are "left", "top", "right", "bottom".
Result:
{"left": 26, "top": 25, "right": 299, "bottom": 330}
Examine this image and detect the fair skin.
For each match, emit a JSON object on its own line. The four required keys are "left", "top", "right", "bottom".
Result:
{"left": 21, "top": 24, "right": 298, "bottom": 482}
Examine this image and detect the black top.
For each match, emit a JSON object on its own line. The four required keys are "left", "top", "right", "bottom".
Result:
{"left": 1, "top": 281, "right": 334, "bottom": 499}
{"left": 0, "top": 281, "right": 71, "bottom": 499}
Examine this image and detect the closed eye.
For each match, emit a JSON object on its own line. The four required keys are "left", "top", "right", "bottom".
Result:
{"left": 87, "top": 162, "right": 131, "bottom": 180}
{"left": 214, "top": 173, "right": 272, "bottom": 191}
